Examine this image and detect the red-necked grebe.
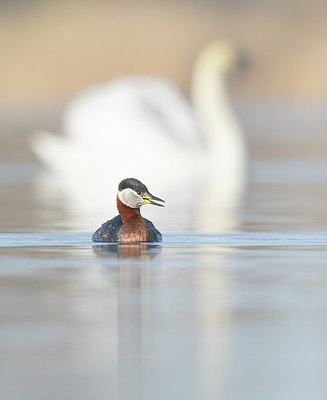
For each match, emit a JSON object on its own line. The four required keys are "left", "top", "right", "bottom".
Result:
{"left": 92, "top": 178, "right": 164, "bottom": 243}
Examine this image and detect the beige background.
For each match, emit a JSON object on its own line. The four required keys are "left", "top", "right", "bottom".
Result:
{"left": 1, "top": 0, "right": 326, "bottom": 101}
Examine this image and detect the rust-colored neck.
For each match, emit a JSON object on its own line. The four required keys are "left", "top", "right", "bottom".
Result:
{"left": 116, "top": 196, "right": 150, "bottom": 243}
{"left": 116, "top": 195, "right": 141, "bottom": 223}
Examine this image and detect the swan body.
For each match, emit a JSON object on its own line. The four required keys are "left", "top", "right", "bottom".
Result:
{"left": 31, "top": 41, "right": 247, "bottom": 232}
{"left": 32, "top": 78, "right": 205, "bottom": 180}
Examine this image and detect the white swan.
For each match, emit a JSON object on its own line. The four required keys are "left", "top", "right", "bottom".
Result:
{"left": 31, "top": 41, "right": 247, "bottom": 232}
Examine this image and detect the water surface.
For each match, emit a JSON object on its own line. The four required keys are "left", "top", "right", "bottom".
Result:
{"left": 1, "top": 229, "right": 327, "bottom": 400}
{"left": 1, "top": 103, "right": 327, "bottom": 399}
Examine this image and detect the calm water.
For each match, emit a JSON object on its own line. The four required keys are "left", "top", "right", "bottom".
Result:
{"left": 1, "top": 103, "right": 327, "bottom": 400}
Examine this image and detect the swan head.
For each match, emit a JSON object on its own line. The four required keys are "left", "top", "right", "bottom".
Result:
{"left": 118, "top": 178, "right": 165, "bottom": 209}
{"left": 197, "top": 40, "right": 240, "bottom": 75}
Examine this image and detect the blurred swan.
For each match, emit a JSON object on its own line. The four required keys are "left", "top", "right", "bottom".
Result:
{"left": 30, "top": 41, "right": 247, "bottom": 232}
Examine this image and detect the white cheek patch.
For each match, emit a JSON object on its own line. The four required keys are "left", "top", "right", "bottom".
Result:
{"left": 118, "top": 188, "right": 144, "bottom": 208}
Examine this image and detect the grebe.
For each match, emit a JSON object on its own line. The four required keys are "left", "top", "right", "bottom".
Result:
{"left": 92, "top": 178, "right": 164, "bottom": 243}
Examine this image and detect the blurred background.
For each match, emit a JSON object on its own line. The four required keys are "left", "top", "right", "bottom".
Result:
{"left": 1, "top": 0, "right": 327, "bottom": 233}
{"left": 1, "top": 0, "right": 327, "bottom": 162}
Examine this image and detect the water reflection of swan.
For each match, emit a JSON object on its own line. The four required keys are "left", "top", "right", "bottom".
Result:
{"left": 31, "top": 41, "right": 247, "bottom": 232}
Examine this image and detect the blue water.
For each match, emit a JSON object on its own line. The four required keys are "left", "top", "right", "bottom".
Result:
{"left": 1, "top": 156, "right": 327, "bottom": 400}
{"left": 1, "top": 230, "right": 327, "bottom": 400}
{"left": 1, "top": 232, "right": 327, "bottom": 248}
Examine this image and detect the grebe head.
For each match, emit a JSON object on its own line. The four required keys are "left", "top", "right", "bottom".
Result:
{"left": 118, "top": 178, "right": 165, "bottom": 209}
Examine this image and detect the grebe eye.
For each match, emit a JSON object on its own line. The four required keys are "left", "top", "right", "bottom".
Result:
{"left": 137, "top": 191, "right": 141, "bottom": 195}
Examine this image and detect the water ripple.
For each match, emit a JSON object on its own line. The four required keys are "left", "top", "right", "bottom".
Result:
{"left": 0, "top": 232, "right": 326, "bottom": 248}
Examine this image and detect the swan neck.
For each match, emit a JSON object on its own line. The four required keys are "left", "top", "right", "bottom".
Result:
{"left": 191, "top": 57, "right": 240, "bottom": 149}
